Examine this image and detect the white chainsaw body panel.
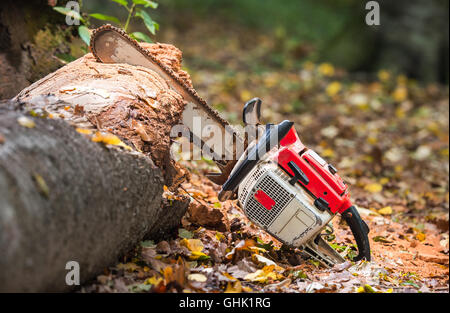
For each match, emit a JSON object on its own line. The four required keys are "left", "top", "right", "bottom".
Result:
{"left": 238, "top": 161, "right": 334, "bottom": 247}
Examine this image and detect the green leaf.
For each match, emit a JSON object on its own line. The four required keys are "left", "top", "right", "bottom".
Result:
{"left": 89, "top": 13, "right": 121, "bottom": 24}
{"left": 129, "top": 283, "right": 151, "bottom": 292}
{"left": 130, "top": 31, "right": 152, "bottom": 43}
{"left": 140, "top": 240, "right": 156, "bottom": 248}
{"left": 78, "top": 26, "right": 91, "bottom": 46}
{"left": 256, "top": 238, "right": 274, "bottom": 251}
{"left": 372, "top": 235, "right": 392, "bottom": 243}
{"left": 135, "top": 9, "right": 158, "bottom": 35}
{"left": 292, "top": 270, "right": 307, "bottom": 279}
{"left": 53, "top": 6, "right": 85, "bottom": 23}
{"left": 196, "top": 254, "right": 211, "bottom": 261}
{"left": 178, "top": 228, "right": 193, "bottom": 239}
{"left": 132, "top": 0, "right": 158, "bottom": 8}
{"left": 110, "top": 0, "right": 129, "bottom": 8}
{"left": 55, "top": 53, "right": 76, "bottom": 64}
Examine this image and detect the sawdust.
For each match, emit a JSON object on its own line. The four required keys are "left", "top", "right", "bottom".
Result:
{"left": 14, "top": 42, "right": 193, "bottom": 185}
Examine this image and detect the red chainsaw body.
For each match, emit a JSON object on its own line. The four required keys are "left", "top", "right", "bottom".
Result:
{"left": 274, "top": 127, "right": 352, "bottom": 214}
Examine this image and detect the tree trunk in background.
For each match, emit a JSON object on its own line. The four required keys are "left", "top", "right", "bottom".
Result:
{"left": 0, "top": 0, "right": 75, "bottom": 99}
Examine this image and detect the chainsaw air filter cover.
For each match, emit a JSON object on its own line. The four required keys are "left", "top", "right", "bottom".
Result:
{"left": 238, "top": 161, "right": 334, "bottom": 247}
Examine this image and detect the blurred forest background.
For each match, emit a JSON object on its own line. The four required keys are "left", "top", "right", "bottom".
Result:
{"left": 0, "top": 0, "right": 449, "bottom": 100}
{"left": 90, "top": 0, "right": 450, "bottom": 82}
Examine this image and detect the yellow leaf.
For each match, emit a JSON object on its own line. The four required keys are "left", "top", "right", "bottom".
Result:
{"left": 392, "top": 86, "right": 408, "bottom": 102}
{"left": 188, "top": 273, "right": 207, "bottom": 282}
{"left": 395, "top": 107, "right": 406, "bottom": 119}
{"left": 222, "top": 272, "right": 237, "bottom": 281}
{"left": 367, "top": 136, "right": 378, "bottom": 145}
{"left": 364, "top": 284, "right": 376, "bottom": 293}
{"left": 326, "top": 81, "right": 342, "bottom": 97}
{"left": 181, "top": 238, "right": 204, "bottom": 252}
{"left": 163, "top": 266, "right": 173, "bottom": 283}
{"left": 378, "top": 206, "right": 392, "bottom": 215}
{"left": 145, "top": 276, "right": 162, "bottom": 285}
{"left": 33, "top": 173, "right": 49, "bottom": 198}
{"left": 379, "top": 177, "right": 389, "bottom": 185}
{"left": 356, "top": 284, "right": 376, "bottom": 293}
{"left": 416, "top": 232, "right": 426, "bottom": 242}
{"left": 377, "top": 70, "right": 390, "bottom": 82}
{"left": 244, "top": 265, "right": 284, "bottom": 283}
{"left": 117, "top": 262, "right": 139, "bottom": 272}
{"left": 318, "top": 63, "right": 335, "bottom": 76}
{"left": 321, "top": 148, "right": 335, "bottom": 158}
{"left": 225, "top": 281, "right": 242, "bottom": 293}
{"left": 17, "top": 116, "right": 35, "bottom": 128}
{"left": 215, "top": 232, "right": 226, "bottom": 242}
{"left": 91, "top": 132, "right": 132, "bottom": 150}
{"left": 364, "top": 183, "right": 383, "bottom": 193}
{"left": 76, "top": 128, "right": 92, "bottom": 135}
{"left": 240, "top": 89, "right": 252, "bottom": 102}
{"left": 189, "top": 251, "right": 209, "bottom": 260}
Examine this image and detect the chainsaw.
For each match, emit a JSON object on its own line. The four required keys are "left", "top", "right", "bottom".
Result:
{"left": 90, "top": 25, "right": 371, "bottom": 267}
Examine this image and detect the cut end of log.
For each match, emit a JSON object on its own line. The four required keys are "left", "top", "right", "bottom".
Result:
{"left": 13, "top": 41, "right": 194, "bottom": 187}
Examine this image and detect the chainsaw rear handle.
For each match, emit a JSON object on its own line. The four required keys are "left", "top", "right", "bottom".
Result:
{"left": 220, "top": 120, "right": 294, "bottom": 193}
{"left": 341, "top": 205, "right": 371, "bottom": 261}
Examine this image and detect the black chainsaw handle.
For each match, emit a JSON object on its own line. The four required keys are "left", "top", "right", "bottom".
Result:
{"left": 221, "top": 120, "right": 294, "bottom": 193}
{"left": 341, "top": 205, "right": 371, "bottom": 261}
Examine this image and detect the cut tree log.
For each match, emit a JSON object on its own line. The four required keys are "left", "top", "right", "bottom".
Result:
{"left": 0, "top": 42, "right": 193, "bottom": 292}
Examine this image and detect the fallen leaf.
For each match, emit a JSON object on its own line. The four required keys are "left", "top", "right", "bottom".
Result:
{"left": 416, "top": 232, "right": 426, "bottom": 242}
{"left": 378, "top": 206, "right": 393, "bottom": 215}
{"left": 17, "top": 116, "right": 35, "bottom": 128}
{"left": 91, "top": 131, "right": 132, "bottom": 150}
{"left": 372, "top": 236, "right": 392, "bottom": 243}
{"left": 145, "top": 276, "right": 163, "bottom": 285}
{"left": 76, "top": 128, "right": 92, "bottom": 135}
{"left": 365, "top": 183, "right": 383, "bottom": 193}
{"left": 178, "top": 228, "right": 194, "bottom": 239}
{"left": 244, "top": 265, "right": 284, "bottom": 283}
{"left": 188, "top": 273, "right": 207, "bottom": 282}
{"left": 33, "top": 173, "right": 49, "bottom": 198}
{"left": 117, "top": 263, "right": 139, "bottom": 272}
{"left": 225, "top": 280, "right": 242, "bottom": 293}
{"left": 181, "top": 238, "right": 204, "bottom": 252}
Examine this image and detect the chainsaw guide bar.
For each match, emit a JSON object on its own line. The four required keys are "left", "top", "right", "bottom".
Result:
{"left": 90, "top": 24, "right": 242, "bottom": 183}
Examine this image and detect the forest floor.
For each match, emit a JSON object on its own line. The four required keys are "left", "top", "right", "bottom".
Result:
{"left": 82, "top": 22, "right": 449, "bottom": 293}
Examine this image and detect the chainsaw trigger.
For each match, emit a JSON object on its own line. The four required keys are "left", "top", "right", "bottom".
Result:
{"left": 287, "top": 161, "right": 309, "bottom": 185}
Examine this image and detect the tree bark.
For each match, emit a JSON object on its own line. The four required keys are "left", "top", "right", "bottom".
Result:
{"left": 0, "top": 102, "right": 188, "bottom": 292}
{"left": 0, "top": 42, "right": 193, "bottom": 292}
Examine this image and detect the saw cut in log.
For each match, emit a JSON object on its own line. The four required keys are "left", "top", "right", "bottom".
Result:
{"left": 1, "top": 41, "right": 195, "bottom": 292}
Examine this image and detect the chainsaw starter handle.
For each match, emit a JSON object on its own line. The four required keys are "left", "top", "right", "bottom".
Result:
{"left": 341, "top": 206, "right": 371, "bottom": 261}
{"left": 221, "top": 120, "right": 294, "bottom": 193}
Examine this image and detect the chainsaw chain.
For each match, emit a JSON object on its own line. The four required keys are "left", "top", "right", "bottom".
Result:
{"left": 89, "top": 24, "right": 231, "bottom": 130}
